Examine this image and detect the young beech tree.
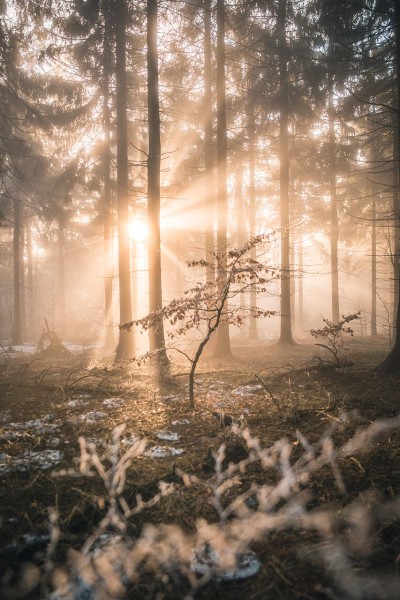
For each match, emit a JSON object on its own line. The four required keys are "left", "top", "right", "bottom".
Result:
{"left": 121, "top": 235, "right": 278, "bottom": 408}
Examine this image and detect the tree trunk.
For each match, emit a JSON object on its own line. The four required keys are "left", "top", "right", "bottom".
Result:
{"left": 277, "top": 0, "right": 294, "bottom": 345}
{"left": 58, "top": 218, "right": 66, "bottom": 334}
{"left": 102, "top": 5, "right": 115, "bottom": 350}
{"left": 204, "top": 0, "right": 215, "bottom": 284}
{"left": 298, "top": 227, "right": 304, "bottom": 334}
{"left": 214, "top": 0, "right": 231, "bottom": 358}
{"left": 248, "top": 88, "right": 258, "bottom": 340}
{"left": 371, "top": 194, "right": 378, "bottom": 337}
{"left": 328, "top": 45, "right": 340, "bottom": 324}
{"left": 147, "top": 0, "right": 170, "bottom": 373}
{"left": 392, "top": 108, "right": 400, "bottom": 332}
{"left": 115, "top": 0, "right": 134, "bottom": 361}
{"left": 26, "top": 221, "right": 34, "bottom": 340}
{"left": 377, "top": 2, "right": 400, "bottom": 372}
{"left": 11, "top": 199, "right": 22, "bottom": 345}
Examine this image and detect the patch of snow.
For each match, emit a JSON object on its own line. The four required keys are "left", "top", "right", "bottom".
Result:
{"left": 10, "top": 416, "right": 59, "bottom": 434}
{"left": 0, "top": 411, "right": 11, "bottom": 422}
{"left": 67, "top": 398, "right": 89, "bottom": 408}
{"left": 121, "top": 436, "right": 140, "bottom": 447}
{"left": 79, "top": 411, "right": 107, "bottom": 423}
{"left": 48, "top": 438, "right": 61, "bottom": 448}
{"left": 191, "top": 544, "right": 261, "bottom": 582}
{"left": 103, "top": 397, "right": 124, "bottom": 408}
{"left": 171, "top": 419, "right": 190, "bottom": 426}
{"left": 6, "top": 345, "right": 37, "bottom": 354}
{"left": 157, "top": 431, "right": 181, "bottom": 441}
{"left": 144, "top": 445, "right": 184, "bottom": 458}
{"left": 0, "top": 449, "right": 63, "bottom": 474}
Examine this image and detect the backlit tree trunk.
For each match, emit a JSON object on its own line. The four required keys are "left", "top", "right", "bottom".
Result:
{"left": 204, "top": 0, "right": 215, "bottom": 284}
{"left": 115, "top": 0, "right": 134, "bottom": 361}
{"left": 11, "top": 198, "right": 22, "bottom": 345}
{"left": 147, "top": 0, "right": 170, "bottom": 373}
{"left": 378, "top": 2, "right": 400, "bottom": 372}
{"left": 277, "top": 0, "right": 294, "bottom": 345}
{"left": 214, "top": 0, "right": 231, "bottom": 358}
{"left": 248, "top": 89, "right": 258, "bottom": 340}
{"left": 102, "top": 3, "right": 115, "bottom": 349}
{"left": 58, "top": 218, "right": 66, "bottom": 332}
{"left": 328, "top": 58, "right": 340, "bottom": 325}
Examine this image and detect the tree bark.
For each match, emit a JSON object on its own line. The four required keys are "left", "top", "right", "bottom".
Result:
{"left": 277, "top": 0, "right": 294, "bottom": 345}
{"left": 214, "top": 0, "right": 231, "bottom": 357}
{"left": 58, "top": 218, "right": 66, "bottom": 333}
{"left": 377, "top": 2, "right": 400, "bottom": 372}
{"left": 248, "top": 85, "right": 258, "bottom": 340}
{"left": 328, "top": 61, "right": 340, "bottom": 325}
{"left": 147, "top": 0, "right": 170, "bottom": 373}
{"left": 204, "top": 0, "right": 215, "bottom": 284}
{"left": 371, "top": 194, "right": 378, "bottom": 337}
{"left": 11, "top": 198, "right": 22, "bottom": 345}
{"left": 102, "top": 2, "right": 115, "bottom": 350}
{"left": 115, "top": 0, "right": 134, "bottom": 361}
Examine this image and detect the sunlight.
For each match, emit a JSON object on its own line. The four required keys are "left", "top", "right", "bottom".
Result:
{"left": 129, "top": 216, "right": 148, "bottom": 241}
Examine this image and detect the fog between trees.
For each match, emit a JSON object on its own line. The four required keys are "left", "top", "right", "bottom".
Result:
{"left": 0, "top": 0, "right": 399, "bottom": 366}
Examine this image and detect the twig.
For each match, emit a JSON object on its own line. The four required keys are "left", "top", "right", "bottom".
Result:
{"left": 255, "top": 374, "right": 281, "bottom": 411}
{"left": 18, "top": 358, "right": 43, "bottom": 384}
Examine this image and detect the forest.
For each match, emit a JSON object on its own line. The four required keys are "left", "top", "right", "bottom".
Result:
{"left": 1, "top": 0, "right": 400, "bottom": 598}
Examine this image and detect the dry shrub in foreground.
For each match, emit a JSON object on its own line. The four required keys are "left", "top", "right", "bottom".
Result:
{"left": 2, "top": 418, "right": 400, "bottom": 600}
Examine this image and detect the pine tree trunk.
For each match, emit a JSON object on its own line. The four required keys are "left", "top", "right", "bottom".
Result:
{"left": 277, "top": 0, "right": 294, "bottom": 345}
{"left": 204, "top": 0, "right": 215, "bottom": 284}
{"left": 147, "top": 0, "right": 169, "bottom": 373}
{"left": 328, "top": 47, "right": 340, "bottom": 324}
{"left": 377, "top": 2, "right": 400, "bottom": 372}
{"left": 371, "top": 195, "right": 378, "bottom": 337}
{"left": 58, "top": 218, "right": 66, "bottom": 334}
{"left": 214, "top": 0, "right": 231, "bottom": 358}
{"left": 248, "top": 92, "right": 258, "bottom": 340}
{"left": 11, "top": 199, "right": 22, "bottom": 345}
{"left": 115, "top": 0, "right": 134, "bottom": 361}
{"left": 102, "top": 5, "right": 115, "bottom": 350}
{"left": 392, "top": 108, "right": 400, "bottom": 332}
{"left": 26, "top": 221, "right": 34, "bottom": 340}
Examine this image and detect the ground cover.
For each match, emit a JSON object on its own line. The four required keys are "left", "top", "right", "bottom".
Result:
{"left": 0, "top": 337, "right": 399, "bottom": 599}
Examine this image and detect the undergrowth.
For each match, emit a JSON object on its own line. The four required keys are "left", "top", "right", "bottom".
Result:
{"left": 2, "top": 416, "right": 400, "bottom": 600}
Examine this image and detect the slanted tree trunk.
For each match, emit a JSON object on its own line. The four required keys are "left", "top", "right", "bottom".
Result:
{"left": 214, "top": 0, "right": 231, "bottom": 358}
{"left": 115, "top": 0, "right": 134, "bottom": 361}
{"left": 147, "top": 0, "right": 170, "bottom": 374}
{"left": 11, "top": 198, "right": 22, "bottom": 345}
{"left": 328, "top": 43, "right": 340, "bottom": 324}
{"left": 277, "top": 0, "right": 294, "bottom": 345}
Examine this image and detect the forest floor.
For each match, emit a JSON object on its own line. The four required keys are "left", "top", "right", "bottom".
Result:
{"left": 0, "top": 336, "right": 400, "bottom": 599}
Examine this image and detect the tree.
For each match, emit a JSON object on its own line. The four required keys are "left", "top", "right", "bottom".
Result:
{"left": 122, "top": 236, "right": 277, "bottom": 407}
{"left": 214, "top": 0, "right": 231, "bottom": 357}
{"left": 147, "top": 0, "right": 170, "bottom": 375}
{"left": 378, "top": 0, "right": 400, "bottom": 372}
{"left": 115, "top": 0, "right": 134, "bottom": 361}
{"left": 277, "top": 0, "right": 295, "bottom": 345}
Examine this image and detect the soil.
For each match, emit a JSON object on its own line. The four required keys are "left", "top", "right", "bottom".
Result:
{"left": 0, "top": 336, "right": 399, "bottom": 599}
